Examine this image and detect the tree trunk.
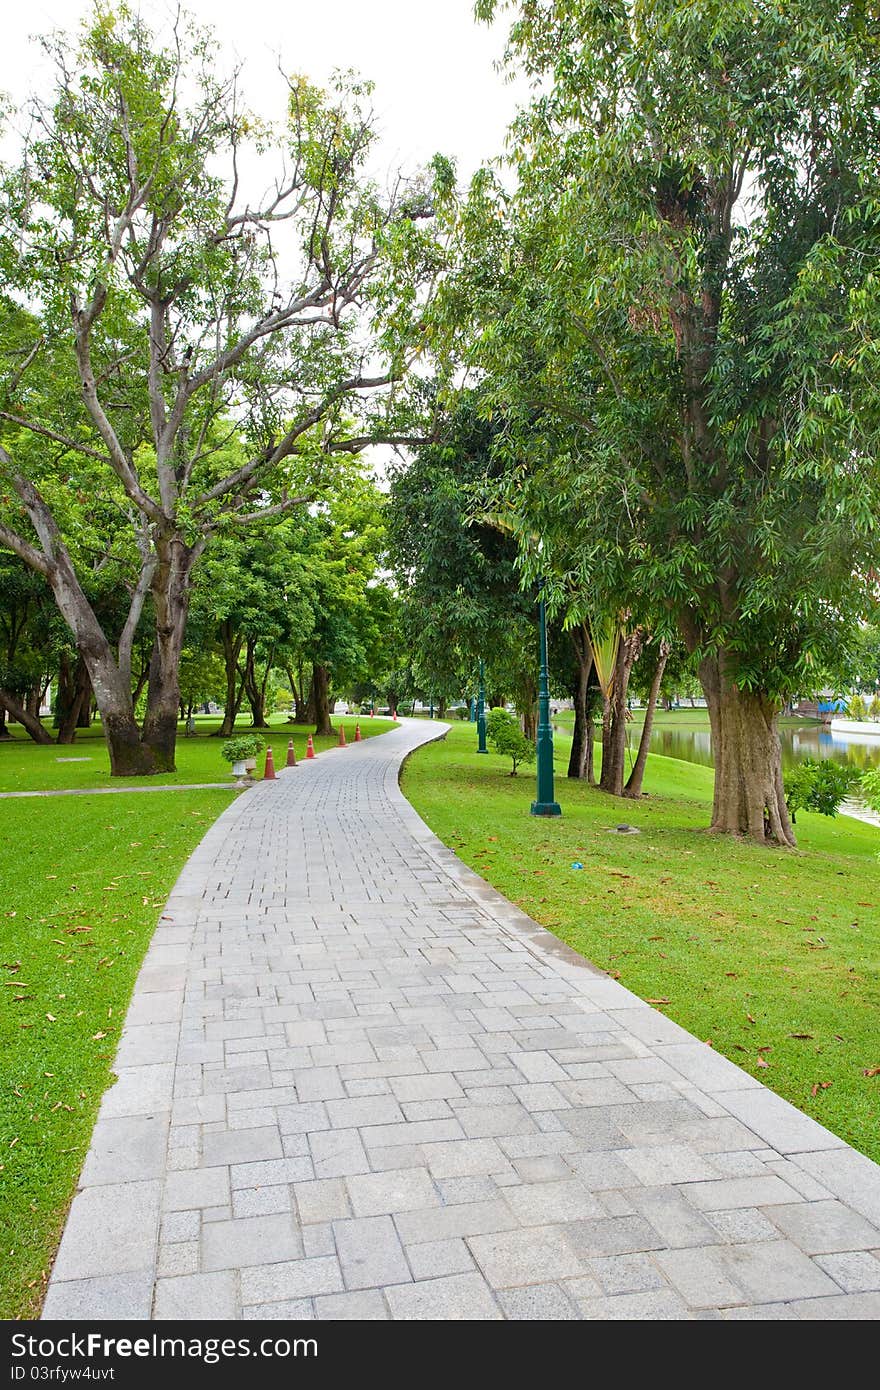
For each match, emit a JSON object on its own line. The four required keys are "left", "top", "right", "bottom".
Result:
{"left": 243, "top": 638, "right": 273, "bottom": 728}
{"left": 138, "top": 537, "right": 201, "bottom": 772}
{"left": 312, "top": 663, "right": 333, "bottom": 737}
{"left": 0, "top": 686, "right": 53, "bottom": 743}
{"left": 586, "top": 711, "right": 596, "bottom": 785}
{"left": 55, "top": 653, "right": 91, "bottom": 744}
{"left": 0, "top": 705, "right": 8, "bottom": 740}
{"left": 518, "top": 674, "right": 537, "bottom": 742}
{"left": 700, "top": 653, "right": 795, "bottom": 846}
{"left": 285, "top": 662, "right": 310, "bottom": 723}
{"left": 568, "top": 625, "right": 592, "bottom": 779}
{"left": 215, "top": 621, "right": 245, "bottom": 736}
{"left": 599, "top": 630, "right": 643, "bottom": 795}
{"left": 625, "top": 641, "right": 670, "bottom": 798}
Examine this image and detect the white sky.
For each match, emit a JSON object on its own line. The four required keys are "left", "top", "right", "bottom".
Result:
{"left": 0, "top": 0, "right": 525, "bottom": 183}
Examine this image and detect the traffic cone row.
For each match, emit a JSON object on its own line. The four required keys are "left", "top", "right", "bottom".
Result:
{"left": 263, "top": 744, "right": 276, "bottom": 780}
{"left": 338, "top": 724, "right": 347, "bottom": 748}
{"left": 306, "top": 734, "right": 315, "bottom": 759}
{"left": 355, "top": 723, "right": 362, "bottom": 742}
{"left": 287, "top": 740, "right": 297, "bottom": 768}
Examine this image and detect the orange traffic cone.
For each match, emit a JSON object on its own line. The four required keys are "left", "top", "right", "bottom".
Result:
{"left": 338, "top": 724, "right": 347, "bottom": 747}
{"left": 306, "top": 734, "right": 315, "bottom": 759}
{"left": 370, "top": 708, "right": 374, "bottom": 717}
{"left": 355, "top": 723, "right": 362, "bottom": 742}
{"left": 263, "top": 745, "right": 276, "bottom": 780}
{"left": 392, "top": 709, "right": 398, "bottom": 722}
{"left": 286, "top": 740, "right": 297, "bottom": 768}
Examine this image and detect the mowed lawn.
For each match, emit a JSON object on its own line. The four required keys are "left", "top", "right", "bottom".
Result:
{"left": 0, "top": 712, "right": 397, "bottom": 1318}
{"left": 0, "top": 790, "right": 232, "bottom": 1318}
{"left": 0, "top": 713, "right": 396, "bottom": 792}
{"left": 402, "top": 722, "right": 880, "bottom": 1165}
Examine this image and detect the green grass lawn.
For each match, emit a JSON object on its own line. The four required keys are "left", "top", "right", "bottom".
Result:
{"left": 402, "top": 721, "right": 880, "bottom": 1165}
{"left": 0, "top": 788, "right": 235, "bottom": 1318}
{"left": 0, "top": 713, "right": 396, "bottom": 792}
{"left": 0, "top": 711, "right": 397, "bottom": 1318}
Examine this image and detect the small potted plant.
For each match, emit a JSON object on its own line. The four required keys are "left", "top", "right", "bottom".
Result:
{"left": 220, "top": 734, "right": 264, "bottom": 781}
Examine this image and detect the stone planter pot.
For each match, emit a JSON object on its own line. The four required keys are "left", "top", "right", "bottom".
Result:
{"left": 232, "top": 760, "right": 247, "bottom": 777}
{"left": 244, "top": 758, "right": 257, "bottom": 773}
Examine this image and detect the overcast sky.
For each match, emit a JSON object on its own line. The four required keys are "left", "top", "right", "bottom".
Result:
{"left": 0, "top": 0, "right": 525, "bottom": 183}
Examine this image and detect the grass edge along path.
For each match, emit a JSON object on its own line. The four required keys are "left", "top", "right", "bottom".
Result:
{"left": 401, "top": 722, "right": 880, "bottom": 1168}
{"left": 0, "top": 787, "right": 241, "bottom": 1319}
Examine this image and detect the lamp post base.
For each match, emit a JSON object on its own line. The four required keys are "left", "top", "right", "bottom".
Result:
{"left": 530, "top": 800, "right": 562, "bottom": 817}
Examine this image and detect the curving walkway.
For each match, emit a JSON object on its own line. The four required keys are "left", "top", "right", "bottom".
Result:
{"left": 45, "top": 720, "right": 880, "bottom": 1320}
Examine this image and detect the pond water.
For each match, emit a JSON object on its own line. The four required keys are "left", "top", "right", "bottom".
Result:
{"left": 643, "top": 722, "right": 880, "bottom": 774}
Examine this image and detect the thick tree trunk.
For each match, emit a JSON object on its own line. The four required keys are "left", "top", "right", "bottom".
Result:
{"left": 568, "top": 626, "right": 592, "bottom": 779}
{"left": 0, "top": 686, "right": 53, "bottom": 743}
{"left": 138, "top": 538, "right": 201, "bottom": 772}
{"left": 599, "top": 630, "right": 643, "bottom": 796}
{"left": 625, "top": 641, "right": 670, "bottom": 798}
{"left": 312, "top": 663, "right": 333, "bottom": 737}
{"left": 700, "top": 653, "right": 795, "bottom": 846}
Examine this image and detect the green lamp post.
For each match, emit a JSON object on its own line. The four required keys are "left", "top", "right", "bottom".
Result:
{"left": 477, "top": 659, "right": 488, "bottom": 753}
{"left": 531, "top": 578, "right": 561, "bottom": 817}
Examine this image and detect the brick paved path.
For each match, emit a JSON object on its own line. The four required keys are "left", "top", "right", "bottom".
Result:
{"left": 44, "top": 721, "right": 880, "bottom": 1320}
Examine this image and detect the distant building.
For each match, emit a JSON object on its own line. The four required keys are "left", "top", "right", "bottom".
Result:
{"left": 794, "top": 689, "right": 846, "bottom": 722}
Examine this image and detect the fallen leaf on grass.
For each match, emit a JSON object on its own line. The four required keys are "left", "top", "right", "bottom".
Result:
{"left": 91, "top": 1032, "right": 108, "bottom": 1041}
{"left": 756, "top": 1057, "right": 770, "bottom": 1069}
{"left": 647, "top": 997, "right": 670, "bottom": 1005}
{"left": 811, "top": 1081, "right": 833, "bottom": 1096}
{"left": 45, "top": 1014, "right": 56, "bottom": 1023}
{"left": 863, "top": 1067, "right": 880, "bottom": 1078}
{"left": 789, "top": 1033, "right": 814, "bottom": 1040}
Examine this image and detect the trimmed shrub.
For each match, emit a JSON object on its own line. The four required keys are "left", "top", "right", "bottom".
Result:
{"left": 486, "top": 707, "right": 537, "bottom": 776}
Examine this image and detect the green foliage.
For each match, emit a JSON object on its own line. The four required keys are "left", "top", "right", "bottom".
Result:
{"left": 860, "top": 767, "right": 880, "bottom": 813}
{"left": 387, "top": 397, "right": 538, "bottom": 710}
{"left": 0, "top": 4, "right": 443, "bottom": 765}
{"left": 784, "top": 759, "right": 859, "bottom": 822}
{"left": 441, "top": 0, "right": 880, "bottom": 713}
{"left": 848, "top": 693, "right": 867, "bottom": 721}
{"left": 220, "top": 734, "right": 264, "bottom": 764}
{"left": 486, "top": 705, "right": 536, "bottom": 775}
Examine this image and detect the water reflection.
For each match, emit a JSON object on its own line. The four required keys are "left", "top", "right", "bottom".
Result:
{"left": 642, "top": 722, "right": 880, "bottom": 772}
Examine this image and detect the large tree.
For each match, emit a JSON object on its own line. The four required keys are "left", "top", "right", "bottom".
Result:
{"left": 387, "top": 400, "right": 541, "bottom": 726}
{"left": 0, "top": 6, "right": 434, "bottom": 774}
{"left": 467, "top": 0, "right": 880, "bottom": 844}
